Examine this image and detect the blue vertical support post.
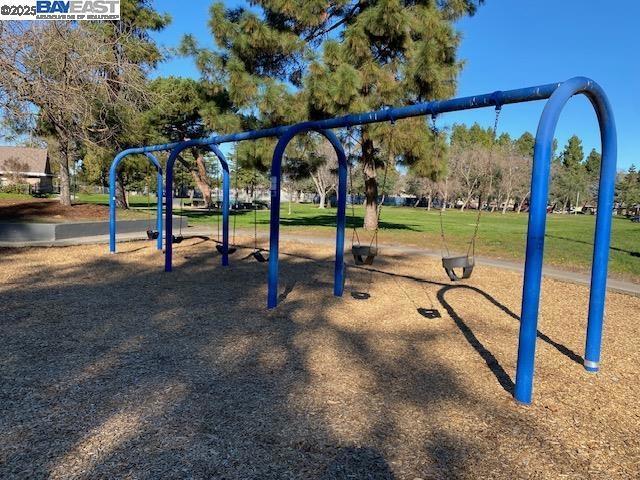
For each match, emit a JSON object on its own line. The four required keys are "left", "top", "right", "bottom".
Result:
{"left": 328, "top": 134, "right": 348, "bottom": 297}
{"left": 267, "top": 139, "right": 283, "bottom": 308}
{"left": 584, "top": 85, "right": 617, "bottom": 372}
{"left": 514, "top": 77, "right": 616, "bottom": 404}
{"left": 145, "top": 153, "right": 163, "bottom": 251}
{"left": 109, "top": 151, "right": 127, "bottom": 253}
{"left": 267, "top": 127, "right": 348, "bottom": 308}
{"left": 208, "top": 144, "right": 231, "bottom": 267}
{"left": 164, "top": 146, "right": 180, "bottom": 272}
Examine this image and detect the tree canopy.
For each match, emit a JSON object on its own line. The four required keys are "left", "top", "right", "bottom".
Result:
{"left": 182, "top": 0, "right": 483, "bottom": 229}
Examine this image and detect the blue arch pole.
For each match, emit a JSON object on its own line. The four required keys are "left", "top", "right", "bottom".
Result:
{"left": 113, "top": 77, "right": 616, "bottom": 405}
{"left": 514, "top": 77, "right": 617, "bottom": 404}
{"left": 207, "top": 144, "right": 231, "bottom": 267}
{"left": 109, "top": 150, "right": 164, "bottom": 252}
{"left": 164, "top": 141, "right": 232, "bottom": 271}
{"left": 160, "top": 82, "right": 563, "bottom": 274}
{"left": 267, "top": 127, "right": 348, "bottom": 309}
{"left": 146, "top": 153, "right": 164, "bottom": 251}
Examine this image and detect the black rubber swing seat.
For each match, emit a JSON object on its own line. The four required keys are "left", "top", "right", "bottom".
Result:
{"left": 352, "top": 245, "right": 377, "bottom": 265}
{"left": 252, "top": 251, "right": 269, "bottom": 263}
{"left": 442, "top": 255, "right": 474, "bottom": 282}
{"left": 215, "top": 244, "right": 237, "bottom": 255}
{"left": 146, "top": 229, "right": 159, "bottom": 240}
{"left": 172, "top": 235, "right": 184, "bottom": 244}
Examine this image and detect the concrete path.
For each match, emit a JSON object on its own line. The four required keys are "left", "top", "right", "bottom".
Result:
{"left": 2, "top": 225, "right": 638, "bottom": 297}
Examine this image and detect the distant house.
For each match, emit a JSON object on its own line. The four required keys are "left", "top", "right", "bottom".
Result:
{"left": 0, "top": 146, "right": 54, "bottom": 193}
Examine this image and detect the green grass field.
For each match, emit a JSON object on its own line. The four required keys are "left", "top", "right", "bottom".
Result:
{"left": 95, "top": 195, "right": 640, "bottom": 280}
{"left": 5, "top": 193, "right": 639, "bottom": 280}
{"left": 162, "top": 201, "right": 638, "bottom": 281}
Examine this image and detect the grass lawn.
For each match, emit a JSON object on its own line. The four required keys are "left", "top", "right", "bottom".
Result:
{"left": 180, "top": 203, "right": 640, "bottom": 281}
{"left": 97, "top": 193, "right": 639, "bottom": 281}
{"left": 76, "top": 193, "right": 150, "bottom": 207}
{"left": 0, "top": 193, "right": 36, "bottom": 200}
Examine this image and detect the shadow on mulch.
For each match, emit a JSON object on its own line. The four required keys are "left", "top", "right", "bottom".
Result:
{"left": 0, "top": 242, "right": 584, "bottom": 478}
{"left": 346, "top": 263, "right": 584, "bottom": 396}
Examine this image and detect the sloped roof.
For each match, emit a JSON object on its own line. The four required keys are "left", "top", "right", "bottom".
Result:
{"left": 0, "top": 147, "right": 51, "bottom": 176}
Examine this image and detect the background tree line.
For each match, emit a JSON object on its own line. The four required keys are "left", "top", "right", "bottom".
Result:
{"left": 1, "top": 0, "right": 637, "bottom": 220}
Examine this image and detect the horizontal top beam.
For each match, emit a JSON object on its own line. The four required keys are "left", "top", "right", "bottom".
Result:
{"left": 124, "top": 80, "right": 566, "bottom": 155}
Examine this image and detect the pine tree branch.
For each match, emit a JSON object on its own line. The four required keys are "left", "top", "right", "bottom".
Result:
{"left": 304, "top": 1, "right": 362, "bottom": 42}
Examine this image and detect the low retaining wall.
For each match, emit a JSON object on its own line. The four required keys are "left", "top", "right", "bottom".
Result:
{"left": 0, "top": 216, "right": 188, "bottom": 243}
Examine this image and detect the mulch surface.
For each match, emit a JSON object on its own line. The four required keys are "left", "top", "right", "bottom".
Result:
{"left": 0, "top": 198, "right": 112, "bottom": 222}
{"left": 1, "top": 238, "right": 639, "bottom": 479}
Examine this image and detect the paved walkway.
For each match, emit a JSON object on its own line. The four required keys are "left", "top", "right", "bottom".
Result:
{"left": 2, "top": 226, "right": 638, "bottom": 297}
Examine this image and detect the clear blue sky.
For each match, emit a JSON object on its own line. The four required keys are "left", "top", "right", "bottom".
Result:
{"left": 150, "top": 0, "right": 638, "bottom": 170}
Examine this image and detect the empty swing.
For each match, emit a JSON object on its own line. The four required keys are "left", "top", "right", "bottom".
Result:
{"left": 144, "top": 164, "right": 159, "bottom": 240}
{"left": 349, "top": 122, "right": 394, "bottom": 265}
{"left": 214, "top": 157, "right": 237, "bottom": 256}
{"left": 434, "top": 105, "right": 502, "bottom": 281}
{"left": 172, "top": 158, "right": 187, "bottom": 244}
{"left": 250, "top": 168, "right": 269, "bottom": 263}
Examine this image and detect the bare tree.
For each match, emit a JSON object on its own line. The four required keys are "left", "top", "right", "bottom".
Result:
{"left": 309, "top": 141, "right": 338, "bottom": 209}
{"left": 403, "top": 175, "right": 439, "bottom": 210}
{"left": 0, "top": 21, "right": 150, "bottom": 205}
{"left": 449, "top": 144, "right": 489, "bottom": 212}
{"left": 496, "top": 146, "right": 531, "bottom": 214}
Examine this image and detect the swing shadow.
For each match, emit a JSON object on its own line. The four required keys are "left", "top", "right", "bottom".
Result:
{"left": 115, "top": 244, "right": 154, "bottom": 254}
{"left": 347, "top": 264, "right": 583, "bottom": 396}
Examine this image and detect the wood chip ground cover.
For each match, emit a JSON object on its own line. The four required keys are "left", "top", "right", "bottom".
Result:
{"left": 0, "top": 238, "right": 638, "bottom": 479}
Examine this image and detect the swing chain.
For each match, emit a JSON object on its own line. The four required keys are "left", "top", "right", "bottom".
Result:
{"left": 431, "top": 114, "right": 452, "bottom": 258}
{"left": 347, "top": 126, "right": 362, "bottom": 248}
{"left": 253, "top": 167, "right": 259, "bottom": 251}
{"left": 364, "top": 118, "right": 394, "bottom": 252}
{"left": 466, "top": 104, "right": 502, "bottom": 257}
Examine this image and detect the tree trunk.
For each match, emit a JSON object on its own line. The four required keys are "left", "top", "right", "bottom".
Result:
{"left": 190, "top": 151, "right": 213, "bottom": 208}
{"left": 361, "top": 131, "right": 378, "bottom": 230}
{"left": 59, "top": 158, "right": 72, "bottom": 206}
{"left": 427, "top": 193, "right": 432, "bottom": 211}
{"left": 53, "top": 138, "right": 72, "bottom": 206}
{"left": 309, "top": 172, "right": 326, "bottom": 209}
{"left": 502, "top": 196, "right": 510, "bottom": 214}
{"left": 516, "top": 191, "right": 529, "bottom": 213}
{"left": 318, "top": 190, "right": 326, "bottom": 209}
{"left": 115, "top": 171, "right": 128, "bottom": 208}
{"left": 440, "top": 180, "right": 449, "bottom": 212}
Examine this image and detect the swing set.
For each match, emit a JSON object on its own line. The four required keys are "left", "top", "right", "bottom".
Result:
{"left": 109, "top": 77, "right": 616, "bottom": 405}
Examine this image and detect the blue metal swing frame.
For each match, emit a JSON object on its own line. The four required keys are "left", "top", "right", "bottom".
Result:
{"left": 108, "top": 77, "right": 617, "bottom": 405}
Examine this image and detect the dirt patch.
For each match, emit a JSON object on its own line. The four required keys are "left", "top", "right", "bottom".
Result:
{"left": 0, "top": 239, "right": 638, "bottom": 479}
{"left": 0, "top": 198, "right": 144, "bottom": 222}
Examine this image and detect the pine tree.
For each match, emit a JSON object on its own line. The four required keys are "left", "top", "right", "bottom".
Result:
{"left": 515, "top": 132, "right": 534, "bottom": 158}
{"left": 585, "top": 148, "right": 601, "bottom": 178}
{"left": 561, "top": 135, "right": 584, "bottom": 170}
{"left": 184, "top": 0, "right": 482, "bottom": 229}
{"left": 304, "top": 0, "right": 481, "bottom": 228}
{"left": 553, "top": 135, "right": 588, "bottom": 211}
{"left": 617, "top": 164, "right": 640, "bottom": 214}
